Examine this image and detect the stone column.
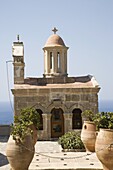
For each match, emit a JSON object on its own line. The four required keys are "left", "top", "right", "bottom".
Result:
{"left": 63, "top": 113, "right": 73, "bottom": 133}
{"left": 60, "top": 50, "right": 63, "bottom": 74}
{"left": 42, "top": 113, "right": 51, "bottom": 140}
{"left": 41, "top": 113, "right": 51, "bottom": 140}
{"left": 42, "top": 114, "right": 47, "bottom": 131}
{"left": 44, "top": 51, "right": 48, "bottom": 74}
{"left": 38, "top": 113, "right": 48, "bottom": 140}
{"left": 64, "top": 49, "right": 67, "bottom": 75}
{"left": 47, "top": 51, "right": 50, "bottom": 74}
{"left": 46, "top": 113, "right": 52, "bottom": 140}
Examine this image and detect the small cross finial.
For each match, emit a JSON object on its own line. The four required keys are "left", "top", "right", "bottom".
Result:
{"left": 52, "top": 27, "right": 58, "bottom": 34}
{"left": 17, "top": 34, "right": 20, "bottom": 42}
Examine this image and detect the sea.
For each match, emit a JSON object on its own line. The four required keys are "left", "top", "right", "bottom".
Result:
{"left": 0, "top": 100, "right": 113, "bottom": 125}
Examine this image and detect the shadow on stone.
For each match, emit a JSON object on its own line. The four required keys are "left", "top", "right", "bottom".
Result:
{"left": 0, "top": 153, "right": 9, "bottom": 166}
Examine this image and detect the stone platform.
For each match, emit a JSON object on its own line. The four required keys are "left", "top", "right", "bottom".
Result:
{"left": 0, "top": 136, "right": 103, "bottom": 170}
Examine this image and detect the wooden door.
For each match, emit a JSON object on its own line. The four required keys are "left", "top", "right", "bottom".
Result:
{"left": 51, "top": 108, "right": 64, "bottom": 138}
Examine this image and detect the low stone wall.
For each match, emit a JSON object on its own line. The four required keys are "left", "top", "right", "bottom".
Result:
{"left": 0, "top": 125, "right": 11, "bottom": 136}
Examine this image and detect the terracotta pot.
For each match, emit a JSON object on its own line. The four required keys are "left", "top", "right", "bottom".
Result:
{"left": 81, "top": 121, "right": 96, "bottom": 152}
{"left": 30, "top": 124, "right": 38, "bottom": 145}
{"left": 95, "top": 129, "right": 113, "bottom": 170}
{"left": 6, "top": 135, "right": 35, "bottom": 170}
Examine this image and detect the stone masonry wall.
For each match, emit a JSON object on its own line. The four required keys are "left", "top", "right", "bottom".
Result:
{"left": 13, "top": 87, "right": 99, "bottom": 115}
{"left": 12, "top": 87, "right": 99, "bottom": 140}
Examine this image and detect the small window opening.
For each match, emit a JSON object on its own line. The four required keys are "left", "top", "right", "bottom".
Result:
{"left": 57, "top": 52, "right": 60, "bottom": 69}
{"left": 72, "top": 109, "right": 82, "bottom": 129}
{"left": 50, "top": 52, "right": 53, "bottom": 69}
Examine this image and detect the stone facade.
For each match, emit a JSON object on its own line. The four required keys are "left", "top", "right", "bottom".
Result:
{"left": 12, "top": 28, "right": 100, "bottom": 140}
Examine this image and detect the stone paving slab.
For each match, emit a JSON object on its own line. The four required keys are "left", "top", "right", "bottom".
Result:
{"left": 0, "top": 136, "right": 103, "bottom": 170}
{"left": 29, "top": 152, "right": 103, "bottom": 170}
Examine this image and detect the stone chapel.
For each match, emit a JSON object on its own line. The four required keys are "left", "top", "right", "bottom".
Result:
{"left": 12, "top": 28, "right": 100, "bottom": 140}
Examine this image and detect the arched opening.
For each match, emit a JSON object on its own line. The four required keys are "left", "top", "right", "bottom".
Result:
{"left": 36, "top": 109, "right": 43, "bottom": 130}
{"left": 72, "top": 109, "right": 82, "bottom": 129}
{"left": 57, "top": 52, "right": 60, "bottom": 70}
{"left": 51, "top": 108, "right": 64, "bottom": 138}
{"left": 50, "top": 52, "right": 53, "bottom": 69}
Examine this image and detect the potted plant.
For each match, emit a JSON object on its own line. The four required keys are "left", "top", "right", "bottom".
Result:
{"left": 94, "top": 112, "right": 113, "bottom": 130}
{"left": 81, "top": 110, "right": 97, "bottom": 152}
{"left": 58, "top": 131, "right": 85, "bottom": 152}
{"left": 82, "top": 110, "right": 96, "bottom": 121}
{"left": 15, "top": 107, "right": 40, "bottom": 145}
{"left": 6, "top": 107, "right": 40, "bottom": 170}
{"left": 94, "top": 112, "right": 113, "bottom": 170}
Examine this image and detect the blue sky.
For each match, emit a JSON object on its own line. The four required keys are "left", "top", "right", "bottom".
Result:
{"left": 0, "top": 0, "right": 113, "bottom": 102}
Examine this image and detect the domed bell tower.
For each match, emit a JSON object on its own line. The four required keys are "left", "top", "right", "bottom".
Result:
{"left": 43, "top": 28, "right": 69, "bottom": 78}
{"left": 12, "top": 35, "right": 25, "bottom": 84}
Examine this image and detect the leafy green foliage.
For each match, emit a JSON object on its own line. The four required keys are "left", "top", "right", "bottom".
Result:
{"left": 82, "top": 110, "right": 95, "bottom": 121}
{"left": 58, "top": 131, "right": 85, "bottom": 149}
{"left": 82, "top": 110, "right": 113, "bottom": 130}
{"left": 11, "top": 123, "right": 31, "bottom": 142}
{"left": 17, "top": 107, "right": 40, "bottom": 129}
{"left": 11, "top": 107, "right": 40, "bottom": 142}
{"left": 94, "top": 112, "right": 113, "bottom": 130}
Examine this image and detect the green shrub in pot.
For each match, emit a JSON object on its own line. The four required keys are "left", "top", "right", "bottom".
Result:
{"left": 58, "top": 131, "right": 85, "bottom": 150}
{"left": 11, "top": 107, "right": 40, "bottom": 142}
{"left": 94, "top": 112, "right": 113, "bottom": 130}
{"left": 82, "top": 110, "right": 96, "bottom": 121}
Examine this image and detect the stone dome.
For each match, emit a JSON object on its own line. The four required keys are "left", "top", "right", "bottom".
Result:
{"left": 44, "top": 34, "right": 66, "bottom": 47}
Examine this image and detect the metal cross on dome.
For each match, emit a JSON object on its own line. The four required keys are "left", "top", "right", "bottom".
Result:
{"left": 52, "top": 27, "right": 58, "bottom": 34}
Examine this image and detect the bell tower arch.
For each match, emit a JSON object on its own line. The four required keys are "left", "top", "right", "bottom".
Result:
{"left": 43, "top": 28, "right": 69, "bottom": 78}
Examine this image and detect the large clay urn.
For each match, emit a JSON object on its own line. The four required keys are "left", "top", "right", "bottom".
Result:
{"left": 81, "top": 121, "right": 96, "bottom": 152}
{"left": 30, "top": 124, "right": 38, "bottom": 145}
{"left": 95, "top": 129, "right": 113, "bottom": 170}
{"left": 6, "top": 135, "right": 35, "bottom": 170}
